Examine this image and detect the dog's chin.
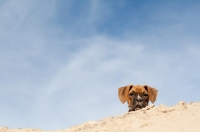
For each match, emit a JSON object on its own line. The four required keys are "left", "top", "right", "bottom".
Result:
{"left": 129, "top": 105, "right": 142, "bottom": 112}
{"left": 134, "top": 107, "right": 142, "bottom": 111}
{"left": 134, "top": 105, "right": 142, "bottom": 111}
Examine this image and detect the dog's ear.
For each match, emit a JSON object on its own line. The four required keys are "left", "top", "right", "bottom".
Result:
{"left": 118, "top": 85, "right": 133, "bottom": 104}
{"left": 144, "top": 85, "right": 158, "bottom": 103}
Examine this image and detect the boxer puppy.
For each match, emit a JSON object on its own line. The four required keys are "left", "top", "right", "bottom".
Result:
{"left": 118, "top": 84, "right": 158, "bottom": 112}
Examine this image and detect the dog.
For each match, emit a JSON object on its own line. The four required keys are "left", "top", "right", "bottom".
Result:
{"left": 118, "top": 84, "right": 158, "bottom": 112}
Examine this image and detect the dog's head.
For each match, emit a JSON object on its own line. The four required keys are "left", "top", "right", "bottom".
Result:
{"left": 118, "top": 85, "right": 158, "bottom": 112}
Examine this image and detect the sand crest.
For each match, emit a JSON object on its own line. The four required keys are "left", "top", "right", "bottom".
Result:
{"left": 1, "top": 101, "right": 200, "bottom": 132}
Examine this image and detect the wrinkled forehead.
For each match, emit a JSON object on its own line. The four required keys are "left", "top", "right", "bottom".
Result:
{"left": 129, "top": 85, "right": 147, "bottom": 93}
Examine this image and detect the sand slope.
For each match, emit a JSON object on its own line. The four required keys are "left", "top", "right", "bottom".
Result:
{"left": 1, "top": 101, "right": 200, "bottom": 132}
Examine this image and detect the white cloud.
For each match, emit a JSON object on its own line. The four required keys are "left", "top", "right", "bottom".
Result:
{"left": 1, "top": 0, "right": 200, "bottom": 130}
{"left": 1, "top": 31, "right": 200, "bottom": 129}
{"left": 26, "top": 36, "right": 200, "bottom": 129}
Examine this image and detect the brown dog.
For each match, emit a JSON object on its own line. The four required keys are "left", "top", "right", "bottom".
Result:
{"left": 118, "top": 84, "right": 158, "bottom": 112}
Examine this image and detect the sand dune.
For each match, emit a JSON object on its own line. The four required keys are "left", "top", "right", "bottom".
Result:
{"left": 1, "top": 101, "right": 200, "bottom": 132}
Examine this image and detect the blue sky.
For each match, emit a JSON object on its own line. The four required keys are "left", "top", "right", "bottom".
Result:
{"left": 0, "top": 0, "right": 200, "bottom": 130}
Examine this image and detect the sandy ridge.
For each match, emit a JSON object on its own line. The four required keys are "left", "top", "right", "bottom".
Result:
{"left": 1, "top": 101, "right": 200, "bottom": 132}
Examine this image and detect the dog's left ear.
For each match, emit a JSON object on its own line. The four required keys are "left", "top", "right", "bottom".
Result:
{"left": 118, "top": 85, "right": 133, "bottom": 104}
{"left": 144, "top": 85, "right": 158, "bottom": 103}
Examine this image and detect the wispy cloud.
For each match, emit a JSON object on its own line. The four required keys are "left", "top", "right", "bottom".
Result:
{"left": 0, "top": 0, "right": 200, "bottom": 130}
{"left": 28, "top": 36, "right": 200, "bottom": 129}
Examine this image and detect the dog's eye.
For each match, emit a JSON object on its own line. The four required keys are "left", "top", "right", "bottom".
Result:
{"left": 143, "top": 93, "right": 148, "bottom": 96}
{"left": 129, "top": 93, "right": 135, "bottom": 96}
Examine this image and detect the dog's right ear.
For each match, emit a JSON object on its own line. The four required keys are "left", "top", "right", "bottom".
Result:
{"left": 118, "top": 85, "right": 133, "bottom": 104}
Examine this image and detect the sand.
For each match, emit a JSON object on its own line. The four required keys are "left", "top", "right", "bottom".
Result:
{"left": 1, "top": 101, "right": 200, "bottom": 132}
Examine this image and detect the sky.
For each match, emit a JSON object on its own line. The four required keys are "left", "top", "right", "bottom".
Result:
{"left": 0, "top": 0, "right": 200, "bottom": 130}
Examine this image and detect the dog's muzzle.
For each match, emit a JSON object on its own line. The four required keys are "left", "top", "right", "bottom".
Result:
{"left": 129, "top": 95, "right": 146, "bottom": 112}
{"left": 135, "top": 95, "right": 143, "bottom": 110}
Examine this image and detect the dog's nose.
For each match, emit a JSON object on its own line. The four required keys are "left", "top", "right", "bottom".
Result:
{"left": 136, "top": 95, "right": 142, "bottom": 102}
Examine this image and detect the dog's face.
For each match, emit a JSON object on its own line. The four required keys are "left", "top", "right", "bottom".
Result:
{"left": 118, "top": 85, "right": 158, "bottom": 112}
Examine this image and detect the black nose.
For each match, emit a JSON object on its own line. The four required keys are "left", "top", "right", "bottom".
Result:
{"left": 136, "top": 96, "right": 142, "bottom": 102}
